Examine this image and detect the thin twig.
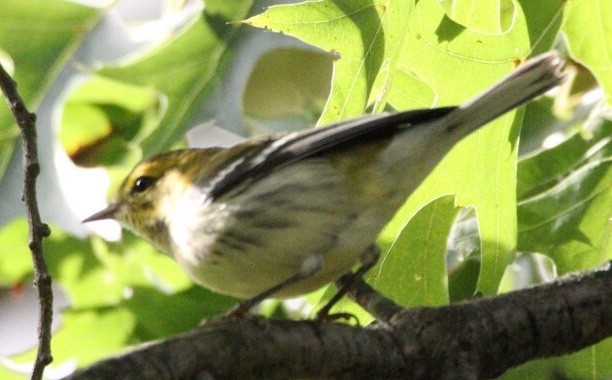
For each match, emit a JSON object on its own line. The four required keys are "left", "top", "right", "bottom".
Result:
{"left": 0, "top": 64, "right": 53, "bottom": 380}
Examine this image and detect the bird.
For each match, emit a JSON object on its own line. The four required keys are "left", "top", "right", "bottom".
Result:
{"left": 84, "top": 52, "right": 565, "bottom": 317}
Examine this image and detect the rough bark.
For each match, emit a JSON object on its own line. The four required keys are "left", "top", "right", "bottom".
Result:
{"left": 65, "top": 262, "right": 612, "bottom": 380}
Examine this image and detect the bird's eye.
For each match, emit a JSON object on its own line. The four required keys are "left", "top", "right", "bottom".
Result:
{"left": 132, "top": 176, "right": 157, "bottom": 193}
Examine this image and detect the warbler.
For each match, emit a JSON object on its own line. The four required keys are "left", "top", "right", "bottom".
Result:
{"left": 84, "top": 53, "right": 564, "bottom": 316}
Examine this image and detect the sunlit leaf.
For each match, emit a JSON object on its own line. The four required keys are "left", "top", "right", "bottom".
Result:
{"left": 247, "top": 0, "right": 564, "bottom": 299}
{"left": 380, "top": 0, "right": 565, "bottom": 295}
{"left": 373, "top": 195, "right": 457, "bottom": 307}
{"left": 60, "top": 76, "right": 161, "bottom": 167}
{"left": 243, "top": 48, "right": 332, "bottom": 120}
{"left": 435, "top": 0, "right": 517, "bottom": 34}
{"left": 245, "top": 0, "right": 413, "bottom": 123}
{"left": 563, "top": 0, "right": 612, "bottom": 105}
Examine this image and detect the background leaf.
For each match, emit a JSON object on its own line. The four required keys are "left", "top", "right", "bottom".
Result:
{"left": 372, "top": 195, "right": 457, "bottom": 308}
{"left": 518, "top": 157, "right": 612, "bottom": 273}
{"left": 247, "top": 0, "right": 566, "bottom": 296}
{"left": 0, "top": 0, "right": 100, "bottom": 180}
{"left": 435, "top": 0, "right": 518, "bottom": 34}
{"left": 562, "top": 0, "right": 612, "bottom": 105}
{"left": 244, "top": 0, "right": 413, "bottom": 123}
{"left": 94, "top": 0, "right": 252, "bottom": 159}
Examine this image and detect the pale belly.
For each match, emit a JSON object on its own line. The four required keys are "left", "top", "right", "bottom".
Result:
{"left": 166, "top": 160, "right": 391, "bottom": 299}
{"left": 172, "top": 208, "right": 384, "bottom": 299}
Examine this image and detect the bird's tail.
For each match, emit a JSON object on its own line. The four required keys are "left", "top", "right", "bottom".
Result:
{"left": 438, "top": 52, "right": 565, "bottom": 135}
{"left": 378, "top": 52, "right": 566, "bottom": 207}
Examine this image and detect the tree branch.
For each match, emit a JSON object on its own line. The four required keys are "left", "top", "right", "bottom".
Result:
{"left": 65, "top": 262, "right": 612, "bottom": 380}
{"left": 0, "top": 63, "right": 53, "bottom": 380}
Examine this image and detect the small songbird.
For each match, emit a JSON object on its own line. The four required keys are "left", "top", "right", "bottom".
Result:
{"left": 84, "top": 53, "right": 564, "bottom": 316}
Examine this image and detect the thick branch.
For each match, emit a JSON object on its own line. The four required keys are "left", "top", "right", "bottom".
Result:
{"left": 0, "top": 64, "right": 53, "bottom": 380}
{"left": 65, "top": 262, "right": 612, "bottom": 380}
{"left": 383, "top": 262, "right": 612, "bottom": 379}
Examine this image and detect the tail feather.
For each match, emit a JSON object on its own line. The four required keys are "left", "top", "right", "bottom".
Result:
{"left": 440, "top": 53, "right": 566, "bottom": 133}
{"left": 379, "top": 52, "right": 566, "bottom": 204}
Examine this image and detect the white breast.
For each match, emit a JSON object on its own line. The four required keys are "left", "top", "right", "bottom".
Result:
{"left": 165, "top": 160, "right": 377, "bottom": 299}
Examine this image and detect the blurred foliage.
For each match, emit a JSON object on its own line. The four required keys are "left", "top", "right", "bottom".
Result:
{"left": 0, "top": 0, "right": 610, "bottom": 378}
{"left": 0, "top": 0, "right": 101, "bottom": 181}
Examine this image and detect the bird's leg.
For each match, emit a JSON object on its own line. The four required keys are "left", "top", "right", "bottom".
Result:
{"left": 227, "top": 254, "right": 323, "bottom": 317}
{"left": 315, "top": 245, "right": 380, "bottom": 321}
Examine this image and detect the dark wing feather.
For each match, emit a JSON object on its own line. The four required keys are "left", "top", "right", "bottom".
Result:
{"left": 205, "top": 52, "right": 565, "bottom": 201}
{"left": 206, "top": 107, "right": 457, "bottom": 200}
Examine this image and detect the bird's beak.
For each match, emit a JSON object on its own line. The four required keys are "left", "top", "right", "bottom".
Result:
{"left": 82, "top": 202, "right": 121, "bottom": 223}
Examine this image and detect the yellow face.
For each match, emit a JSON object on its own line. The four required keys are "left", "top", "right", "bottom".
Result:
{"left": 83, "top": 149, "right": 216, "bottom": 253}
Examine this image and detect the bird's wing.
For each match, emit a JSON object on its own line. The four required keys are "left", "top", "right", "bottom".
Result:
{"left": 203, "top": 107, "right": 456, "bottom": 200}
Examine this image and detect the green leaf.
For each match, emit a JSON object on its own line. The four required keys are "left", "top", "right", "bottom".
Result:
{"left": 518, "top": 113, "right": 612, "bottom": 200}
{"left": 379, "top": 0, "right": 564, "bottom": 295}
{"left": 242, "top": 48, "right": 332, "bottom": 121}
{"left": 3, "top": 222, "right": 195, "bottom": 310}
{"left": 59, "top": 76, "right": 162, "bottom": 167}
{"left": 390, "top": 0, "right": 564, "bottom": 109}
{"left": 244, "top": 0, "right": 414, "bottom": 123}
{"left": 383, "top": 68, "right": 437, "bottom": 110}
{"left": 8, "top": 307, "right": 136, "bottom": 371}
{"left": 0, "top": 0, "right": 101, "bottom": 180}
{"left": 518, "top": 158, "right": 612, "bottom": 274}
{"left": 247, "top": 0, "right": 565, "bottom": 297}
{"left": 97, "top": 0, "right": 252, "bottom": 157}
{"left": 124, "top": 286, "right": 236, "bottom": 341}
{"left": 373, "top": 195, "right": 458, "bottom": 307}
{"left": 518, "top": 96, "right": 568, "bottom": 154}
{"left": 562, "top": 0, "right": 612, "bottom": 105}
{"left": 0, "top": 219, "right": 33, "bottom": 285}
{"left": 501, "top": 337, "right": 612, "bottom": 380}
{"left": 435, "top": 0, "right": 518, "bottom": 34}
{"left": 381, "top": 113, "right": 521, "bottom": 295}
{"left": 49, "top": 233, "right": 200, "bottom": 309}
